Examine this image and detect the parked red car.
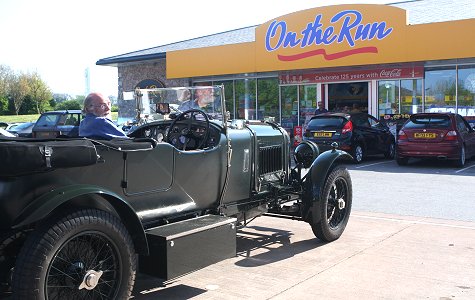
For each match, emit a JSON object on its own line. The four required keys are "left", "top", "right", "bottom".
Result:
{"left": 396, "top": 113, "right": 475, "bottom": 166}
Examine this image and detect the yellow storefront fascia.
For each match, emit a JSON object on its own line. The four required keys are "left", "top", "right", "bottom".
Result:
{"left": 167, "top": 4, "right": 475, "bottom": 79}
{"left": 167, "top": 43, "right": 255, "bottom": 78}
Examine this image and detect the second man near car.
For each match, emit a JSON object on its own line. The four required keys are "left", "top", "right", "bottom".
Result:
{"left": 314, "top": 101, "right": 328, "bottom": 115}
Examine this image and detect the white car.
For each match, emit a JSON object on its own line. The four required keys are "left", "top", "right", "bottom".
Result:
{"left": 5, "top": 122, "right": 22, "bottom": 131}
{"left": 0, "top": 128, "right": 15, "bottom": 137}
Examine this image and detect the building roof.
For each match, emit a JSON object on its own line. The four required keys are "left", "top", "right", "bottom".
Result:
{"left": 97, "top": 0, "right": 475, "bottom": 66}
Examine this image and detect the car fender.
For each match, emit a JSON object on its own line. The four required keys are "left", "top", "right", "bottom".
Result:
{"left": 303, "top": 149, "right": 353, "bottom": 222}
{"left": 12, "top": 184, "right": 149, "bottom": 255}
{"left": 353, "top": 133, "right": 367, "bottom": 150}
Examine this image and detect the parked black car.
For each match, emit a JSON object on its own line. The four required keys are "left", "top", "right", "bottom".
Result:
{"left": 304, "top": 112, "right": 395, "bottom": 163}
{"left": 32, "top": 110, "right": 82, "bottom": 138}
{"left": 0, "top": 86, "right": 353, "bottom": 299}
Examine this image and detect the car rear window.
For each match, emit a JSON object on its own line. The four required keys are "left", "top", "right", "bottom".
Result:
{"left": 307, "top": 117, "right": 345, "bottom": 128}
{"left": 404, "top": 116, "right": 451, "bottom": 129}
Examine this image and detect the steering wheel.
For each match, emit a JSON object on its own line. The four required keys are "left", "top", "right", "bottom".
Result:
{"left": 166, "top": 109, "right": 210, "bottom": 150}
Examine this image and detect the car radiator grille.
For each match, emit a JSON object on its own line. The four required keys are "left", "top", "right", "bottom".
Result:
{"left": 258, "top": 146, "right": 283, "bottom": 175}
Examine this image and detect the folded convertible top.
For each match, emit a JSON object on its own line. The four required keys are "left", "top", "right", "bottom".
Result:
{"left": 0, "top": 139, "right": 99, "bottom": 177}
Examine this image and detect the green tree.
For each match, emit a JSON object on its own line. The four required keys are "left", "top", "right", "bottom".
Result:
{"left": 28, "top": 72, "right": 52, "bottom": 113}
{"left": 9, "top": 72, "right": 30, "bottom": 115}
{"left": 0, "top": 65, "right": 14, "bottom": 114}
{"left": 56, "top": 100, "right": 81, "bottom": 110}
{"left": 18, "top": 95, "right": 36, "bottom": 114}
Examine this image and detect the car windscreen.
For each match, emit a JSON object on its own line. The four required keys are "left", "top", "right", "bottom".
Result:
{"left": 35, "top": 114, "right": 60, "bottom": 126}
{"left": 120, "top": 86, "right": 225, "bottom": 126}
{"left": 307, "top": 117, "right": 346, "bottom": 129}
{"left": 404, "top": 116, "right": 451, "bottom": 129}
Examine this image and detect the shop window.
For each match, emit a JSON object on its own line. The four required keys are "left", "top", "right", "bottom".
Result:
{"left": 299, "top": 85, "right": 317, "bottom": 129}
{"left": 424, "top": 68, "right": 456, "bottom": 113}
{"left": 280, "top": 86, "right": 298, "bottom": 138}
{"left": 400, "top": 79, "right": 422, "bottom": 114}
{"left": 235, "top": 79, "right": 256, "bottom": 120}
{"left": 378, "top": 80, "right": 399, "bottom": 116}
{"left": 257, "top": 78, "right": 279, "bottom": 122}
{"left": 213, "top": 80, "right": 235, "bottom": 117}
{"left": 457, "top": 66, "right": 475, "bottom": 120}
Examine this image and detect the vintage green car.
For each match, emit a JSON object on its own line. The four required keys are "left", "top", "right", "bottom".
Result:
{"left": 0, "top": 86, "right": 353, "bottom": 299}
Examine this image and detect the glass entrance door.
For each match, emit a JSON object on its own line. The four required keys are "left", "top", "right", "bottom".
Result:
{"left": 326, "top": 82, "right": 369, "bottom": 113}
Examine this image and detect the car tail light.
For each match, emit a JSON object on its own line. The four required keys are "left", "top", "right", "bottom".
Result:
{"left": 342, "top": 121, "right": 353, "bottom": 134}
{"left": 444, "top": 130, "right": 457, "bottom": 141}
{"left": 398, "top": 130, "right": 408, "bottom": 140}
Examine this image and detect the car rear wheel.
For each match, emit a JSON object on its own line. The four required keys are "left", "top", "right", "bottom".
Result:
{"left": 384, "top": 141, "right": 395, "bottom": 159}
{"left": 454, "top": 146, "right": 466, "bottom": 167}
{"left": 352, "top": 144, "right": 364, "bottom": 163}
{"left": 12, "top": 209, "right": 136, "bottom": 300}
{"left": 311, "top": 165, "right": 352, "bottom": 242}
{"left": 396, "top": 156, "right": 409, "bottom": 166}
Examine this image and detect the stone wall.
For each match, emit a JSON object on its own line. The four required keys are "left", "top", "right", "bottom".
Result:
{"left": 116, "top": 59, "right": 190, "bottom": 123}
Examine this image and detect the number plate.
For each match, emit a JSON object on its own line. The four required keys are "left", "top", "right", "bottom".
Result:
{"left": 313, "top": 131, "right": 333, "bottom": 138}
{"left": 414, "top": 132, "right": 437, "bottom": 139}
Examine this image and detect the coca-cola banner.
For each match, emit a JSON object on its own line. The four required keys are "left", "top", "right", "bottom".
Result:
{"left": 279, "top": 66, "right": 423, "bottom": 85}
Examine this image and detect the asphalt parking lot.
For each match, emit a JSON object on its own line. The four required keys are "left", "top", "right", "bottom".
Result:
{"left": 131, "top": 157, "right": 475, "bottom": 299}
{"left": 348, "top": 157, "right": 475, "bottom": 222}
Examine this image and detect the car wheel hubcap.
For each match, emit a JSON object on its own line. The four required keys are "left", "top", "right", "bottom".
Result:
{"left": 79, "top": 270, "right": 104, "bottom": 290}
{"left": 355, "top": 147, "right": 363, "bottom": 161}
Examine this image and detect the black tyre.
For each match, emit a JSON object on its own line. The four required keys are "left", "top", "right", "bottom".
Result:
{"left": 396, "top": 156, "right": 409, "bottom": 166}
{"left": 454, "top": 146, "right": 466, "bottom": 167}
{"left": 311, "top": 165, "right": 352, "bottom": 242}
{"left": 0, "top": 230, "right": 28, "bottom": 294}
{"left": 12, "top": 209, "right": 136, "bottom": 300}
{"left": 352, "top": 144, "right": 364, "bottom": 163}
{"left": 384, "top": 140, "right": 395, "bottom": 159}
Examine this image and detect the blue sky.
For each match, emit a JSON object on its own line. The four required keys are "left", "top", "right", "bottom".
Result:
{"left": 0, "top": 0, "right": 388, "bottom": 96}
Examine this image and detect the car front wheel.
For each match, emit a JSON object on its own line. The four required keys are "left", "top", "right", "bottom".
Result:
{"left": 12, "top": 209, "right": 136, "bottom": 300}
{"left": 311, "top": 165, "right": 352, "bottom": 242}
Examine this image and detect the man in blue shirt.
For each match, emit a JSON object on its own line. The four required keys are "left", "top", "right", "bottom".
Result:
{"left": 79, "top": 92, "right": 127, "bottom": 140}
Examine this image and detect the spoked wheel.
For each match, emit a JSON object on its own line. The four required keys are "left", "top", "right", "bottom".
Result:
{"left": 12, "top": 209, "right": 136, "bottom": 300}
{"left": 311, "top": 165, "right": 352, "bottom": 242}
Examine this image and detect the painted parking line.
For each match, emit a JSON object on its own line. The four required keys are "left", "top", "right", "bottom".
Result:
{"left": 353, "top": 160, "right": 393, "bottom": 169}
{"left": 353, "top": 213, "right": 475, "bottom": 230}
{"left": 455, "top": 163, "right": 475, "bottom": 173}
